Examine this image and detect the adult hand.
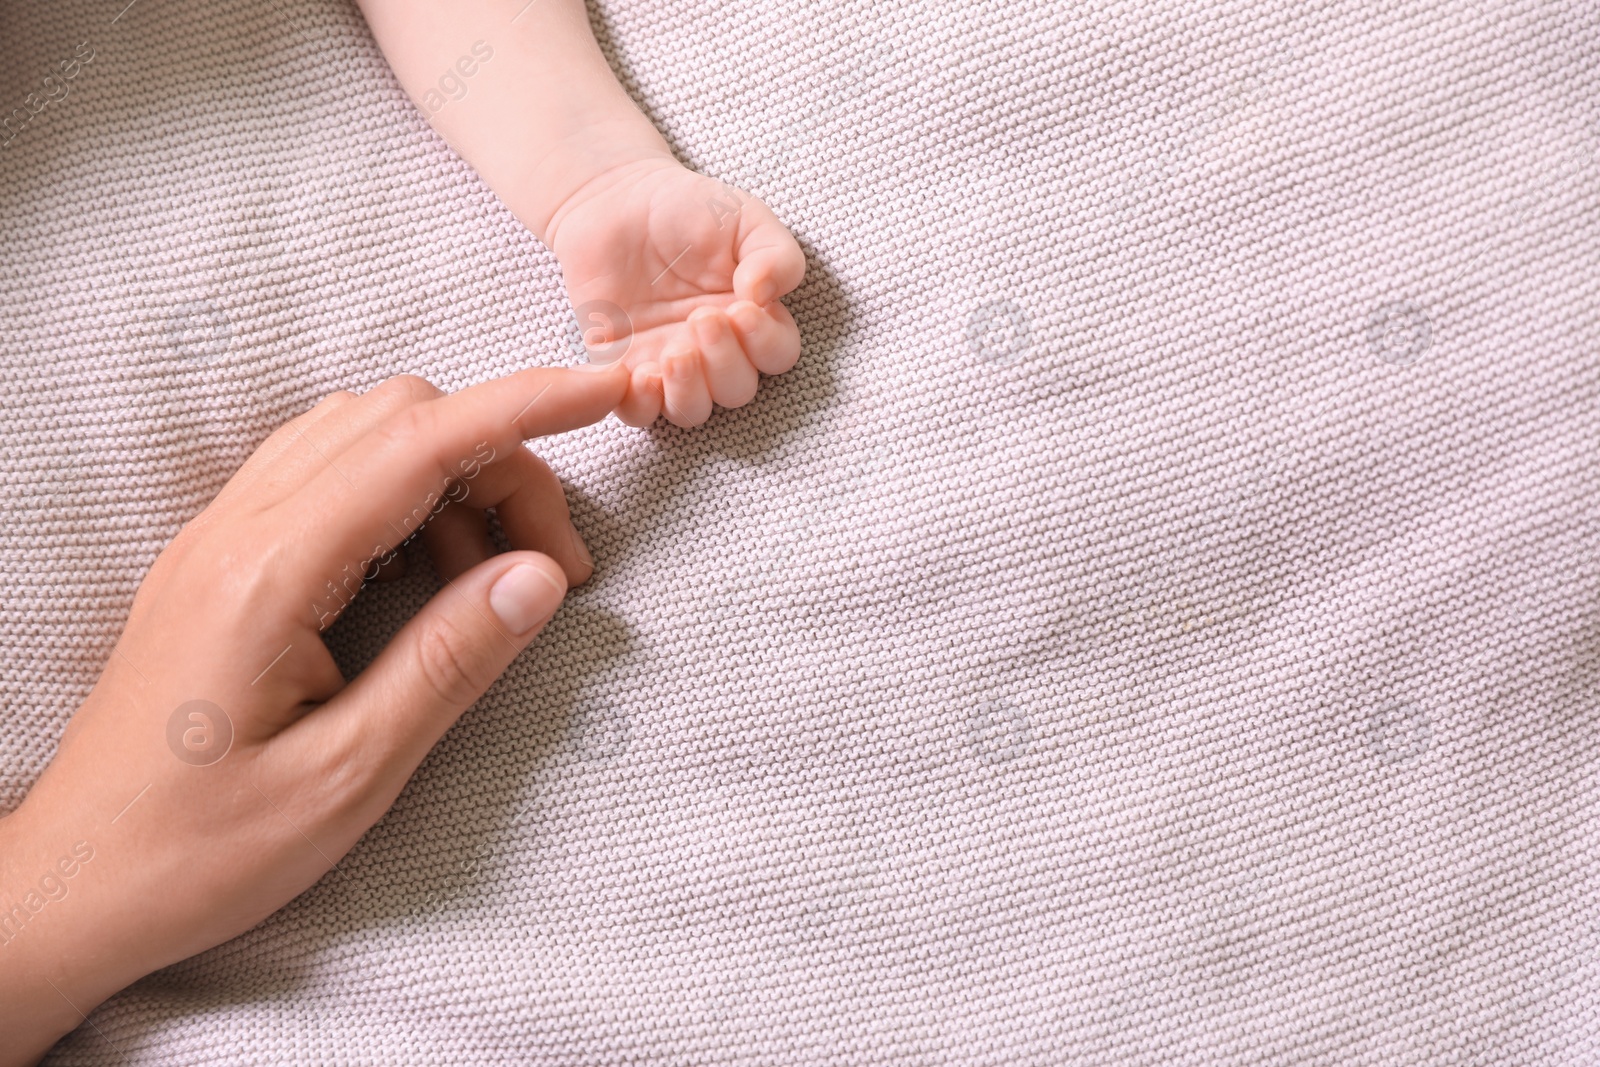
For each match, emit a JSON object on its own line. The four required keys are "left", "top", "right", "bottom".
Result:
{"left": 0, "top": 363, "right": 627, "bottom": 1066}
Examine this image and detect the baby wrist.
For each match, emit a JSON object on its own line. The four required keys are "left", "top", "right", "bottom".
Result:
{"left": 504, "top": 118, "right": 676, "bottom": 248}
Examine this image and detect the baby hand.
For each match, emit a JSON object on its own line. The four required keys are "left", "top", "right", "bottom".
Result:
{"left": 545, "top": 157, "right": 806, "bottom": 428}
{"left": 0, "top": 364, "right": 627, "bottom": 1065}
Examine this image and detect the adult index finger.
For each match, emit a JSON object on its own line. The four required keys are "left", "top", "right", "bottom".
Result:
{"left": 274, "top": 364, "right": 625, "bottom": 608}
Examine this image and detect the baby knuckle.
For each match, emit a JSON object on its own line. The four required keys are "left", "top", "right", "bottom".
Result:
{"left": 415, "top": 616, "right": 491, "bottom": 708}
{"left": 722, "top": 376, "right": 760, "bottom": 408}
{"left": 771, "top": 341, "right": 802, "bottom": 375}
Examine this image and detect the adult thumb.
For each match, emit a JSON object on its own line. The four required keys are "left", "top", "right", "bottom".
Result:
{"left": 318, "top": 551, "right": 568, "bottom": 774}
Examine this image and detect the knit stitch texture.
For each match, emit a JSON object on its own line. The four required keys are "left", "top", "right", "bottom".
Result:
{"left": 1, "top": 0, "right": 1597, "bottom": 1063}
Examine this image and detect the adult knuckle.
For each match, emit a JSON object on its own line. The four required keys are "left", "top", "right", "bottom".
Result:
{"left": 204, "top": 537, "right": 283, "bottom": 606}
{"left": 163, "top": 511, "right": 214, "bottom": 558}
{"left": 280, "top": 392, "right": 356, "bottom": 443}
{"left": 319, "top": 389, "right": 358, "bottom": 411}
{"left": 375, "top": 401, "right": 438, "bottom": 453}
{"left": 355, "top": 376, "right": 444, "bottom": 439}
{"left": 381, "top": 374, "right": 443, "bottom": 407}
{"left": 415, "top": 616, "right": 490, "bottom": 708}
{"left": 139, "top": 528, "right": 279, "bottom": 628}
{"left": 499, "top": 443, "right": 543, "bottom": 481}
{"left": 314, "top": 731, "right": 375, "bottom": 809}
{"left": 290, "top": 391, "right": 353, "bottom": 426}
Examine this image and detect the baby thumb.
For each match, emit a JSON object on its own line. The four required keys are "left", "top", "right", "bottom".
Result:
{"left": 335, "top": 552, "right": 567, "bottom": 768}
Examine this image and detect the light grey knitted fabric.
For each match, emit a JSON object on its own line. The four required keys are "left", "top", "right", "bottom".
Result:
{"left": 3, "top": 0, "right": 1598, "bottom": 1062}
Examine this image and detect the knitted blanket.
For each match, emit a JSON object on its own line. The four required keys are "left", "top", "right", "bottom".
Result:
{"left": 3, "top": 0, "right": 1597, "bottom": 1062}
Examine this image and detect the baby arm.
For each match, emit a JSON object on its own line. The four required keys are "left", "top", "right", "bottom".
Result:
{"left": 353, "top": 0, "right": 806, "bottom": 427}
{"left": 0, "top": 364, "right": 626, "bottom": 1066}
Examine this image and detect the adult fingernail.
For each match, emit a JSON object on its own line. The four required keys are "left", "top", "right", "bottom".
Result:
{"left": 489, "top": 563, "right": 565, "bottom": 635}
{"left": 568, "top": 521, "right": 594, "bottom": 568}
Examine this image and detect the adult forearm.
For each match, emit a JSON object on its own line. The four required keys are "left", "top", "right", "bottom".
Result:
{"left": 0, "top": 798, "right": 141, "bottom": 1067}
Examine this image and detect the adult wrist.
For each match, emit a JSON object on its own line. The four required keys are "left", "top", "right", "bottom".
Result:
{"left": 0, "top": 765, "right": 177, "bottom": 1064}
{"left": 0, "top": 802, "right": 106, "bottom": 1066}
